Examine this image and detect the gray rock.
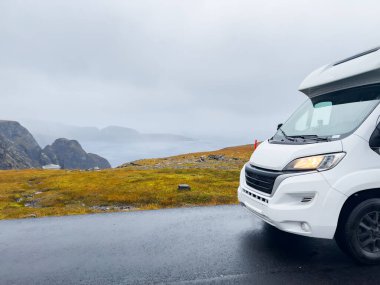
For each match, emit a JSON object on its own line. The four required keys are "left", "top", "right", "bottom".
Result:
{"left": 207, "top": 154, "right": 225, "bottom": 161}
{"left": 90, "top": 205, "right": 133, "bottom": 211}
{"left": 196, "top": 155, "right": 206, "bottom": 162}
{"left": 178, "top": 184, "right": 191, "bottom": 191}
{"left": 24, "top": 200, "right": 39, "bottom": 207}
{"left": 0, "top": 121, "right": 42, "bottom": 169}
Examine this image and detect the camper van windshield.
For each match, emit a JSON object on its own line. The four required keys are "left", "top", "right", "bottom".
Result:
{"left": 272, "top": 85, "right": 380, "bottom": 143}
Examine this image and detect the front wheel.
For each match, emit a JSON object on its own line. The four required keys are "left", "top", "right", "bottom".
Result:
{"left": 335, "top": 198, "right": 380, "bottom": 264}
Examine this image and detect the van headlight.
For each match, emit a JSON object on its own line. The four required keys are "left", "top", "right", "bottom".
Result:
{"left": 284, "top": 152, "right": 346, "bottom": 171}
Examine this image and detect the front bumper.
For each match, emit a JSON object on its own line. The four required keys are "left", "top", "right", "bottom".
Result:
{"left": 238, "top": 166, "right": 347, "bottom": 239}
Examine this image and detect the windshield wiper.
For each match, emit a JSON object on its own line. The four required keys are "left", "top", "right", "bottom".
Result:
{"left": 275, "top": 129, "right": 329, "bottom": 143}
{"left": 288, "top": 135, "right": 330, "bottom": 142}
{"left": 278, "top": 128, "right": 296, "bottom": 142}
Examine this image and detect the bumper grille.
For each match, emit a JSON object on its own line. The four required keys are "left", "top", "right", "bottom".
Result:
{"left": 242, "top": 189, "right": 268, "bottom": 203}
{"left": 245, "top": 164, "right": 282, "bottom": 195}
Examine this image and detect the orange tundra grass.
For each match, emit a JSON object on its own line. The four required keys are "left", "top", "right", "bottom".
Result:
{"left": 0, "top": 144, "right": 255, "bottom": 219}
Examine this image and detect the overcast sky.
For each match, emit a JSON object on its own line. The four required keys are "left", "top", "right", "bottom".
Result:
{"left": 0, "top": 0, "right": 379, "bottom": 144}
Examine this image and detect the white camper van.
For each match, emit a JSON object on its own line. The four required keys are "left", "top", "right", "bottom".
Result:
{"left": 238, "top": 46, "right": 380, "bottom": 264}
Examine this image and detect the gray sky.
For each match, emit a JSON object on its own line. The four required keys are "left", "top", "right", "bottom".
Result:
{"left": 1, "top": 0, "right": 379, "bottom": 144}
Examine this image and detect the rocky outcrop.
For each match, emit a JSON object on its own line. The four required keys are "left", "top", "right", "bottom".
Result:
{"left": 0, "top": 134, "right": 36, "bottom": 169}
{"left": 42, "top": 138, "right": 111, "bottom": 169}
{"left": 0, "top": 120, "right": 111, "bottom": 170}
{"left": 87, "top": 153, "right": 111, "bottom": 169}
{"left": 0, "top": 121, "right": 42, "bottom": 169}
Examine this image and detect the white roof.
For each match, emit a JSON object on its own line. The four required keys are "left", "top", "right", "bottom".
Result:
{"left": 299, "top": 46, "right": 380, "bottom": 97}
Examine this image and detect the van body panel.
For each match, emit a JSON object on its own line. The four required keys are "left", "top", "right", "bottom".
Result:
{"left": 321, "top": 134, "right": 380, "bottom": 197}
{"left": 250, "top": 140, "right": 342, "bottom": 171}
{"left": 299, "top": 47, "right": 380, "bottom": 97}
{"left": 351, "top": 103, "right": 380, "bottom": 141}
{"left": 238, "top": 168, "right": 347, "bottom": 238}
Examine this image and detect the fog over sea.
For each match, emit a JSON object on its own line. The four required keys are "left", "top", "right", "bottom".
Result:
{"left": 22, "top": 120, "right": 243, "bottom": 167}
{"left": 81, "top": 140, "right": 229, "bottom": 167}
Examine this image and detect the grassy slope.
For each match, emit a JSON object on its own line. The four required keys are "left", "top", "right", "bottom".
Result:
{"left": 0, "top": 144, "right": 254, "bottom": 219}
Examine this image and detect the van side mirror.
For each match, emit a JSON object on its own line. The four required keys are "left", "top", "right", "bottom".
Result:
{"left": 369, "top": 123, "right": 380, "bottom": 149}
{"left": 277, "top": 123, "right": 283, "bottom": 130}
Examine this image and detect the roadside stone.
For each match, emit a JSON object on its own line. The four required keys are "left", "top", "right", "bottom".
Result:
{"left": 90, "top": 205, "right": 133, "bottom": 211}
{"left": 196, "top": 156, "right": 206, "bottom": 162}
{"left": 178, "top": 184, "right": 191, "bottom": 191}
{"left": 207, "top": 155, "right": 225, "bottom": 161}
{"left": 24, "top": 201, "right": 38, "bottom": 207}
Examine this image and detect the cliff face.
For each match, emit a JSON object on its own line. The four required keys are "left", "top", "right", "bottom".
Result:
{"left": 42, "top": 138, "right": 111, "bottom": 169}
{"left": 0, "top": 121, "right": 111, "bottom": 170}
{"left": 87, "top": 153, "right": 112, "bottom": 169}
{"left": 0, "top": 121, "right": 42, "bottom": 169}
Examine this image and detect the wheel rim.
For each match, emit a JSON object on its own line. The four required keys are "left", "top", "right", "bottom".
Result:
{"left": 357, "top": 211, "right": 380, "bottom": 253}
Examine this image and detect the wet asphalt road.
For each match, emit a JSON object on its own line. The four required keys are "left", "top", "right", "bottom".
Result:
{"left": 0, "top": 205, "right": 379, "bottom": 285}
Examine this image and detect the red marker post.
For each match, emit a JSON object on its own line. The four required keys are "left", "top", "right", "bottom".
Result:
{"left": 254, "top": 139, "right": 258, "bottom": 151}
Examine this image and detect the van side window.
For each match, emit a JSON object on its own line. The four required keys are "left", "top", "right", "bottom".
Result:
{"left": 370, "top": 122, "right": 380, "bottom": 154}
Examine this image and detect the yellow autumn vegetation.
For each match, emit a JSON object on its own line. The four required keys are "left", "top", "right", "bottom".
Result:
{"left": 0, "top": 144, "right": 254, "bottom": 219}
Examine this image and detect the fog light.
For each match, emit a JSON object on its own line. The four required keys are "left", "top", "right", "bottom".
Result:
{"left": 301, "top": 222, "right": 310, "bottom": 232}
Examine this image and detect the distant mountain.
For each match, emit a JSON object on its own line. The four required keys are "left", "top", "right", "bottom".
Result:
{"left": 21, "top": 120, "right": 207, "bottom": 167}
{"left": 22, "top": 121, "right": 193, "bottom": 147}
{"left": 42, "top": 138, "right": 111, "bottom": 169}
{"left": 0, "top": 120, "right": 110, "bottom": 170}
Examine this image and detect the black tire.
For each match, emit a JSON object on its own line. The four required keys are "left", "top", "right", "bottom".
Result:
{"left": 335, "top": 198, "right": 380, "bottom": 264}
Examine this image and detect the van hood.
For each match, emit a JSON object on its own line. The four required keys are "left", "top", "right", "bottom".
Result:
{"left": 250, "top": 140, "right": 343, "bottom": 171}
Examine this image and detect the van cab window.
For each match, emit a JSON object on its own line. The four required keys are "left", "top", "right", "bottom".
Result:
{"left": 310, "top": 102, "right": 332, "bottom": 128}
{"left": 271, "top": 85, "right": 380, "bottom": 143}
